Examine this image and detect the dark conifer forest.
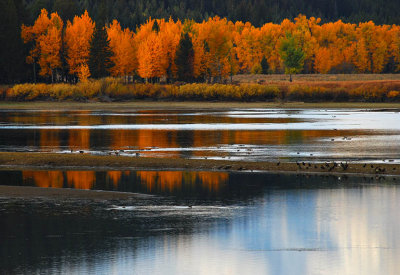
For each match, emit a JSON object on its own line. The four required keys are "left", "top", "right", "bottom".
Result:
{"left": 22, "top": 0, "right": 400, "bottom": 27}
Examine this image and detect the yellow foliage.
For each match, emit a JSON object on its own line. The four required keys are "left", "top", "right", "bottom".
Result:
{"left": 65, "top": 11, "right": 95, "bottom": 76}
{"left": 388, "top": 90, "right": 400, "bottom": 99}
{"left": 78, "top": 64, "right": 90, "bottom": 82}
{"left": 6, "top": 79, "right": 400, "bottom": 102}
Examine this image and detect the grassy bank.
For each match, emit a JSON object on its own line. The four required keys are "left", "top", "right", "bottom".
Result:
{"left": 4, "top": 77, "right": 400, "bottom": 102}
{"left": 0, "top": 152, "right": 399, "bottom": 176}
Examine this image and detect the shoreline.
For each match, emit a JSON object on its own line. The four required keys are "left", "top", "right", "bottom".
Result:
{"left": 1, "top": 101, "right": 400, "bottom": 110}
{"left": 0, "top": 185, "right": 150, "bottom": 200}
{"left": 0, "top": 152, "right": 399, "bottom": 176}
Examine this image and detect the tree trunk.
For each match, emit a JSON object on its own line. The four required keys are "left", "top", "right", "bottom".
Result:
{"left": 289, "top": 74, "right": 292, "bottom": 82}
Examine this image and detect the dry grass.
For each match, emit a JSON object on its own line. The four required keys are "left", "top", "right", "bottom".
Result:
{"left": 4, "top": 76, "right": 400, "bottom": 102}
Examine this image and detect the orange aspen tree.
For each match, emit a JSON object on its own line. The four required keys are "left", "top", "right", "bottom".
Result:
{"left": 137, "top": 31, "right": 165, "bottom": 80}
{"left": 234, "top": 23, "right": 262, "bottom": 73}
{"left": 259, "top": 23, "right": 283, "bottom": 73}
{"left": 314, "top": 47, "right": 332, "bottom": 73}
{"left": 192, "top": 17, "right": 234, "bottom": 81}
{"left": 354, "top": 22, "right": 389, "bottom": 73}
{"left": 21, "top": 9, "right": 63, "bottom": 81}
{"left": 65, "top": 11, "right": 95, "bottom": 78}
{"left": 107, "top": 20, "right": 137, "bottom": 78}
{"left": 158, "top": 18, "right": 182, "bottom": 79}
{"left": 37, "top": 12, "right": 63, "bottom": 81}
{"left": 136, "top": 18, "right": 165, "bottom": 80}
{"left": 353, "top": 39, "right": 369, "bottom": 72}
{"left": 77, "top": 64, "right": 90, "bottom": 82}
{"left": 191, "top": 20, "right": 210, "bottom": 79}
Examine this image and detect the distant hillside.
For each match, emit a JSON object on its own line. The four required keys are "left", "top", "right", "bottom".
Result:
{"left": 23, "top": 0, "right": 400, "bottom": 27}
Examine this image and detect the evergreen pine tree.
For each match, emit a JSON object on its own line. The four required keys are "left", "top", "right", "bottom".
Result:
{"left": 88, "top": 24, "right": 114, "bottom": 79}
{"left": 261, "top": 56, "right": 269, "bottom": 74}
{"left": 0, "top": 0, "right": 29, "bottom": 83}
{"left": 152, "top": 20, "right": 160, "bottom": 33}
{"left": 175, "top": 32, "right": 194, "bottom": 82}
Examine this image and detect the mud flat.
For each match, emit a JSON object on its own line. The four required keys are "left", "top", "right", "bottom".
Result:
{"left": 0, "top": 152, "right": 399, "bottom": 176}
{"left": 0, "top": 185, "right": 150, "bottom": 200}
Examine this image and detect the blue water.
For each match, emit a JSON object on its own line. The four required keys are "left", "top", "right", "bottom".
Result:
{"left": 0, "top": 171, "right": 399, "bottom": 274}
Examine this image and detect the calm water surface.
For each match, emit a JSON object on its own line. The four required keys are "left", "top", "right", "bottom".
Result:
{"left": 1, "top": 171, "right": 400, "bottom": 275}
{"left": 0, "top": 108, "right": 399, "bottom": 162}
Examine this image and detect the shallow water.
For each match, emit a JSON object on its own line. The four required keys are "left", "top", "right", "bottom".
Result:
{"left": 0, "top": 108, "right": 399, "bottom": 162}
{"left": 0, "top": 170, "right": 399, "bottom": 274}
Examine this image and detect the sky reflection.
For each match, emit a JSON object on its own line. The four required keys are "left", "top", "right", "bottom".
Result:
{"left": 0, "top": 108, "right": 399, "bottom": 162}
{"left": 1, "top": 172, "right": 399, "bottom": 274}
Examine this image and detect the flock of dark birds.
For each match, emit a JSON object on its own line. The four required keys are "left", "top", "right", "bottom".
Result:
{"left": 70, "top": 146, "right": 397, "bottom": 175}
{"left": 295, "top": 160, "right": 349, "bottom": 171}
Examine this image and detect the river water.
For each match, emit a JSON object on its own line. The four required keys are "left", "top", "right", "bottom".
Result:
{"left": 1, "top": 108, "right": 400, "bottom": 274}
{"left": 0, "top": 170, "right": 399, "bottom": 274}
{"left": 0, "top": 108, "right": 399, "bottom": 162}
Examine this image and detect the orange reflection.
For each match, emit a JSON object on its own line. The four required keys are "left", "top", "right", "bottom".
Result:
{"left": 107, "top": 171, "right": 131, "bottom": 186}
{"left": 40, "top": 129, "right": 60, "bottom": 149}
{"left": 23, "top": 170, "right": 96, "bottom": 190}
{"left": 23, "top": 171, "right": 64, "bottom": 188}
{"left": 196, "top": 171, "right": 228, "bottom": 192}
{"left": 136, "top": 171, "right": 228, "bottom": 193}
{"left": 12, "top": 110, "right": 366, "bottom": 156}
{"left": 68, "top": 129, "right": 90, "bottom": 150}
{"left": 65, "top": 171, "right": 96, "bottom": 190}
{"left": 110, "top": 129, "right": 180, "bottom": 157}
{"left": 23, "top": 170, "right": 228, "bottom": 193}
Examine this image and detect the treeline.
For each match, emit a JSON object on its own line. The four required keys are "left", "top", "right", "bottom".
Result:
{"left": 3, "top": 0, "right": 400, "bottom": 84}
{"left": 18, "top": 9, "right": 400, "bottom": 84}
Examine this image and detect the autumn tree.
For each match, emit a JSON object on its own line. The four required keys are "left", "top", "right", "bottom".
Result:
{"left": 192, "top": 17, "right": 234, "bottom": 82}
{"left": 17, "top": 12, "right": 400, "bottom": 86}
{"left": 279, "top": 33, "right": 305, "bottom": 82}
{"left": 65, "top": 11, "right": 95, "bottom": 80}
{"left": 175, "top": 32, "right": 194, "bottom": 81}
{"left": 158, "top": 18, "right": 182, "bottom": 81}
{"left": 88, "top": 24, "right": 114, "bottom": 79}
{"left": 77, "top": 64, "right": 90, "bottom": 82}
{"left": 354, "top": 22, "right": 389, "bottom": 73}
{"left": 136, "top": 18, "right": 182, "bottom": 82}
{"left": 137, "top": 32, "right": 165, "bottom": 81}
{"left": 21, "top": 9, "right": 51, "bottom": 82}
{"left": 38, "top": 17, "right": 63, "bottom": 82}
{"left": 21, "top": 9, "right": 63, "bottom": 82}
{"left": 107, "top": 20, "right": 137, "bottom": 79}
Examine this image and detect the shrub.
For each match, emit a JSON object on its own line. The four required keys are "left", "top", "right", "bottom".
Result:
{"left": 4, "top": 78, "right": 400, "bottom": 102}
{"left": 387, "top": 90, "right": 400, "bottom": 101}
